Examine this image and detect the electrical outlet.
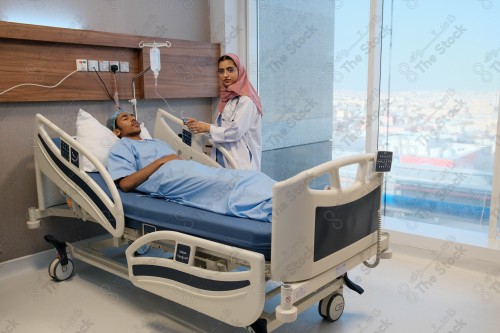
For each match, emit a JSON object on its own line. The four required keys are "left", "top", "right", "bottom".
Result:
{"left": 119, "top": 61, "right": 129, "bottom": 73}
{"left": 87, "top": 60, "right": 99, "bottom": 72}
{"left": 76, "top": 59, "right": 88, "bottom": 71}
{"left": 110, "top": 61, "right": 120, "bottom": 73}
{"left": 98, "top": 60, "right": 110, "bottom": 72}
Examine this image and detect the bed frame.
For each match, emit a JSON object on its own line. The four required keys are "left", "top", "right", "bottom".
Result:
{"left": 27, "top": 110, "right": 392, "bottom": 333}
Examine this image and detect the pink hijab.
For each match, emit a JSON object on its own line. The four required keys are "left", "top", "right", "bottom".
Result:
{"left": 217, "top": 53, "right": 263, "bottom": 115}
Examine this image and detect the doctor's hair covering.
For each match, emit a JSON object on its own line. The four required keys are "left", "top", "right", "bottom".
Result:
{"left": 217, "top": 53, "right": 263, "bottom": 115}
{"left": 218, "top": 55, "right": 235, "bottom": 64}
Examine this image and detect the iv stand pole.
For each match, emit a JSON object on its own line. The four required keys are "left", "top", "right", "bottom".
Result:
{"left": 129, "top": 66, "right": 151, "bottom": 121}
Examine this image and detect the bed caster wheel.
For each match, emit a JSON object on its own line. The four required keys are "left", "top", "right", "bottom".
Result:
{"left": 247, "top": 318, "right": 268, "bottom": 333}
{"left": 318, "top": 293, "right": 344, "bottom": 322}
{"left": 49, "top": 258, "right": 74, "bottom": 281}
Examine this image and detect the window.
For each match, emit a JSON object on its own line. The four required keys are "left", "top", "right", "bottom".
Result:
{"left": 379, "top": 0, "right": 500, "bottom": 235}
{"left": 257, "top": 0, "right": 500, "bottom": 238}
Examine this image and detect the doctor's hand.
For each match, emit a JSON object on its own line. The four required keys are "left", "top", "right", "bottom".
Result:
{"left": 185, "top": 117, "right": 211, "bottom": 134}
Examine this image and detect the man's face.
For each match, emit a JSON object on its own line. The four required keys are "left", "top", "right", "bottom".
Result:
{"left": 114, "top": 112, "right": 141, "bottom": 138}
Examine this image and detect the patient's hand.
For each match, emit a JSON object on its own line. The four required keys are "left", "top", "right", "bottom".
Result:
{"left": 118, "top": 154, "right": 183, "bottom": 192}
{"left": 158, "top": 154, "right": 183, "bottom": 165}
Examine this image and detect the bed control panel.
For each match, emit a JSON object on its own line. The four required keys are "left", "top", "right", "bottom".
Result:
{"left": 60, "top": 139, "right": 80, "bottom": 168}
{"left": 60, "top": 139, "right": 70, "bottom": 161}
{"left": 175, "top": 243, "right": 191, "bottom": 264}
{"left": 70, "top": 148, "right": 79, "bottom": 168}
{"left": 181, "top": 129, "right": 192, "bottom": 146}
{"left": 373, "top": 151, "right": 393, "bottom": 172}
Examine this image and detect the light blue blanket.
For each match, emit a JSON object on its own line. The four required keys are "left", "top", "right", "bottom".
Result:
{"left": 108, "top": 138, "right": 274, "bottom": 222}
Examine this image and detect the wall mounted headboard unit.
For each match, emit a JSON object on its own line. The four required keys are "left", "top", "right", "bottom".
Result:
{"left": 0, "top": 21, "right": 220, "bottom": 102}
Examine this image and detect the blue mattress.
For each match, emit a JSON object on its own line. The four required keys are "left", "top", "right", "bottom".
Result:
{"left": 88, "top": 173, "right": 272, "bottom": 259}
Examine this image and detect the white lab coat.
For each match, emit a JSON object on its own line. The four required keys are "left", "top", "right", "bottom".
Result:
{"left": 209, "top": 96, "right": 262, "bottom": 170}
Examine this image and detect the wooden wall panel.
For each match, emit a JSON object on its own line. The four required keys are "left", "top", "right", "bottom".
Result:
{"left": 143, "top": 40, "right": 220, "bottom": 99}
{"left": 0, "top": 21, "right": 220, "bottom": 103}
{"left": 0, "top": 39, "right": 139, "bottom": 102}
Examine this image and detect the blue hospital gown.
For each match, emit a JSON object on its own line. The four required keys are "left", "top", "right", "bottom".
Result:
{"left": 107, "top": 138, "right": 275, "bottom": 222}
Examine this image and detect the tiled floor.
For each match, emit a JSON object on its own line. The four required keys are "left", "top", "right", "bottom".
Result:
{"left": 0, "top": 243, "right": 499, "bottom": 333}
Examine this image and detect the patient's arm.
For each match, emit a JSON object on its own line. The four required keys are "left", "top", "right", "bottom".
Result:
{"left": 118, "top": 154, "right": 182, "bottom": 192}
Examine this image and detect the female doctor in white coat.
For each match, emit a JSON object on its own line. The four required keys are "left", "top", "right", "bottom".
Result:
{"left": 185, "top": 53, "right": 263, "bottom": 170}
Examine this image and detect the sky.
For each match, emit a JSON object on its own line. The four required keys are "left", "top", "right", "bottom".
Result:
{"left": 333, "top": 0, "right": 500, "bottom": 92}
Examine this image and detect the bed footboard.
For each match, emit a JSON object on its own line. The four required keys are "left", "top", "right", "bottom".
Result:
{"left": 271, "top": 153, "right": 389, "bottom": 282}
{"left": 125, "top": 230, "right": 266, "bottom": 327}
{"left": 32, "top": 114, "right": 124, "bottom": 236}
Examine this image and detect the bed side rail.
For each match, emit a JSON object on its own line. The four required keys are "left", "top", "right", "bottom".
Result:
{"left": 33, "top": 114, "right": 124, "bottom": 237}
{"left": 125, "top": 230, "right": 265, "bottom": 327}
{"left": 154, "top": 108, "right": 240, "bottom": 169}
{"left": 271, "top": 153, "right": 387, "bottom": 282}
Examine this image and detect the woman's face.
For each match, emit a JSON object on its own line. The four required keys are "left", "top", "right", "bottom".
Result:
{"left": 218, "top": 59, "right": 239, "bottom": 87}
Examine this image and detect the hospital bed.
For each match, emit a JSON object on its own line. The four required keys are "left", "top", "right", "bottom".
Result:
{"left": 27, "top": 109, "right": 392, "bottom": 333}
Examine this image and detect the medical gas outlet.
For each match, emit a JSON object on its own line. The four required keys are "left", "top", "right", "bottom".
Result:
{"left": 76, "top": 59, "right": 87, "bottom": 71}
{"left": 75, "top": 59, "right": 129, "bottom": 72}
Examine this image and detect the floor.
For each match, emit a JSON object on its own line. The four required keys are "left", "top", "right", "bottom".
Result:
{"left": 0, "top": 243, "right": 499, "bottom": 333}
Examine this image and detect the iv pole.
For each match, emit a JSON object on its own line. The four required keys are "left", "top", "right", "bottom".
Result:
{"left": 129, "top": 41, "right": 171, "bottom": 121}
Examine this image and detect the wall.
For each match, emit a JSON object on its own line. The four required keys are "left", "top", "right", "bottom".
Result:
{"left": 0, "top": 0, "right": 213, "bottom": 263}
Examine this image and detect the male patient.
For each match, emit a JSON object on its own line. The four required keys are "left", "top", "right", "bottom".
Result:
{"left": 106, "top": 111, "right": 274, "bottom": 222}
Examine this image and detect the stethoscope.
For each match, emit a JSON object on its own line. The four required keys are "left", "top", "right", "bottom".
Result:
{"left": 221, "top": 97, "right": 240, "bottom": 122}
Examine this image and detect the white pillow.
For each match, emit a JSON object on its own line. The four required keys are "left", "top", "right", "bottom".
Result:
{"left": 75, "top": 109, "right": 153, "bottom": 172}
{"left": 140, "top": 122, "right": 153, "bottom": 139}
{"left": 76, "top": 109, "right": 119, "bottom": 172}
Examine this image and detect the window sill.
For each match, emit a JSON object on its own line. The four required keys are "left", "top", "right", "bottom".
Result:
{"left": 383, "top": 216, "right": 500, "bottom": 270}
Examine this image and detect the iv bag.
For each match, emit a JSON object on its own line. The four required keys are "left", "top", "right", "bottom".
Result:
{"left": 150, "top": 46, "right": 161, "bottom": 78}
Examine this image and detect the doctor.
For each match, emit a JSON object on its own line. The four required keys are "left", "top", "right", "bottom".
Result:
{"left": 185, "top": 53, "right": 263, "bottom": 170}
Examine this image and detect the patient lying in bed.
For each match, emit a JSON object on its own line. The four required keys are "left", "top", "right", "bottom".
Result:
{"left": 106, "top": 111, "right": 275, "bottom": 222}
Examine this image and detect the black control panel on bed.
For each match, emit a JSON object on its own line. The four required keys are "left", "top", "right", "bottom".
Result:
{"left": 181, "top": 129, "right": 192, "bottom": 146}
{"left": 70, "top": 148, "right": 79, "bottom": 168}
{"left": 175, "top": 243, "right": 191, "bottom": 264}
{"left": 60, "top": 139, "right": 79, "bottom": 168}
{"left": 374, "top": 151, "right": 393, "bottom": 172}
{"left": 60, "top": 139, "right": 70, "bottom": 161}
